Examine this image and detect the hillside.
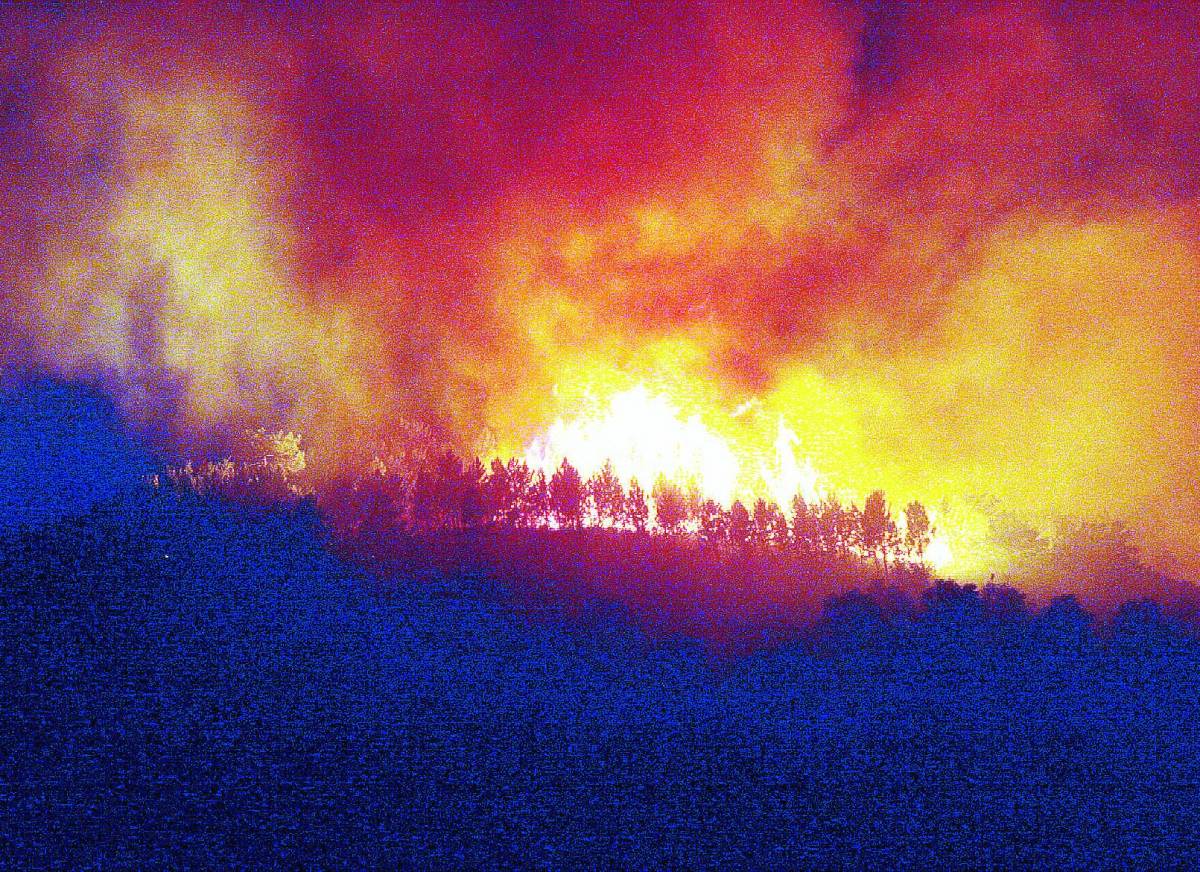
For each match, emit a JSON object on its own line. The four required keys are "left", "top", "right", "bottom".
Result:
{"left": 5, "top": 488, "right": 1200, "bottom": 867}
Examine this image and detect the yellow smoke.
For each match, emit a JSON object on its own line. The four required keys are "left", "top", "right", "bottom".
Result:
{"left": 9, "top": 54, "right": 392, "bottom": 469}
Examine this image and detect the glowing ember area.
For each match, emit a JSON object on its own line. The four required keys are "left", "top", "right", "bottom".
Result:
{"left": 524, "top": 384, "right": 741, "bottom": 505}
{"left": 923, "top": 528, "right": 954, "bottom": 573}
{"left": 765, "top": 420, "right": 824, "bottom": 510}
{"left": 520, "top": 381, "right": 956, "bottom": 570}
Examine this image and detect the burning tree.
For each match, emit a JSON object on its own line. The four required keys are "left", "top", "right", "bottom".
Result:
{"left": 904, "top": 501, "right": 932, "bottom": 566}
{"left": 862, "top": 491, "right": 892, "bottom": 571}
{"left": 550, "top": 459, "right": 584, "bottom": 529}
{"left": 653, "top": 477, "right": 689, "bottom": 535}
{"left": 587, "top": 461, "right": 625, "bottom": 528}
{"left": 623, "top": 479, "right": 649, "bottom": 532}
{"left": 249, "top": 428, "right": 307, "bottom": 478}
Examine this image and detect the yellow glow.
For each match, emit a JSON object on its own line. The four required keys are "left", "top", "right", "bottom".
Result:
{"left": 517, "top": 378, "right": 963, "bottom": 572}
{"left": 924, "top": 531, "right": 954, "bottom": 572}
{"left": 761, "top": 418, "right": 825, "bottom": 508}
{"left": 525, "top": 383, "right": 740, "bottom": 505}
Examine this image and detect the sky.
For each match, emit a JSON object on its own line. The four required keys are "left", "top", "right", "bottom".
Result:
{"left": 2, "top": 1, "right": 1199, "bottom": 575}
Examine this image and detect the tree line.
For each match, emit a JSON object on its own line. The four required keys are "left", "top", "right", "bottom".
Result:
{"left": 151, "top": 439, "right": 1200, "bottom": 646}
{"left": 301, "top": 450, "right": 937, "bottom": 571}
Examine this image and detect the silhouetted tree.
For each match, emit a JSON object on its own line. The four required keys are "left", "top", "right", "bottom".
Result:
{"left": 431, "top": 450, "right": 466, "bottom": 529}
{"left": 844, "top": 503, "right": 865, "bottom": 559}
{"left": 883, "top": 515, "right": 901, "bottom": 572}
{"left": 587, "top": 461, "right": 625, "bottom": 528}
{"left": 549, "top": 459, "right": 584, "bottom": 529}
{"left": 814, "top": 497, "right": 843, "bottom": 557}
{"left": 728, "top": 500, "right": 751, "bottom": 549}
{"left": 623, "top": 478, "right": 649, "bottom": 532}
{"left": 491, "top": 458, "right": 535, "bottom": 527}
{"left": 750, "top": 499, "right": 788, "bottom": 549}
{"left": 485, "top": 458, "right": 512, "bottom": 526}
{"left": 530, "top": 470, "right": 550, "bottom": 527}
{"left": 982, "top": 583, "right": 1028, "bottom": 623}
{"left": 355, "top": 468, "right": 399, "bottom": 536}
{"left": 506, "top": 459, "right": 538, "bottom": 527}
{"left": 904, "top": 500, "right": 932, "bottom": 565}
{"left": 768, "top": 504, "right": 790, "bottom": 549}
{"left": 319, "top": 464, "right": 399, "bottom": 537}
{"left": 684, "top": 484, "right": 705, "bottom": 528}
{"left": 409, "top": 466, "right": 439, "bottom": 530}
{"left": 862, "top": 490, "right": 891, "bottom": 571}
{"left": 790, "top": 494, "right": 815, "bottom": 556}
{"left": 698, "top": 499, "right": 727, "bottom": 548}
{"left": 750, "top": 499, "right": 771, "bottom": 548}
{"left": 1034, "top": 594, "right": 1095, "bottom": 655}
{"left": 460, "top": 456, "right": 487, "bottom": 528}
{"left": 653, "top": 476, "right": 688, "bottom": 535}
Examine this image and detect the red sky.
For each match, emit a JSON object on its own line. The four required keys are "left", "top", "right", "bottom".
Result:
{"left": 3, "top": 1, "right": 1200, "bottom": 575}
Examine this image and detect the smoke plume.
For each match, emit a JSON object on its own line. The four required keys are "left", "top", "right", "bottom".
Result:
{"left": 4, "top": 2, "right": 1200, "bottom": 577}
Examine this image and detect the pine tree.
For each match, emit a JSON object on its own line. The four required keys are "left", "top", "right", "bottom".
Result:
{"left": 549, "top": 459, "right": 584, "bottom": 529}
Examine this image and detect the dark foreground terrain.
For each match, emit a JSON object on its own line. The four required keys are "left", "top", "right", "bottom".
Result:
{"left": 5, "top": 489, "right": 1200, "bottom": 868}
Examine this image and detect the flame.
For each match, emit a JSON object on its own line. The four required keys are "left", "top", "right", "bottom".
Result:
{"left": 524, "top": 383, "right": 739, "bottom": 504}
{"left": 762, "top": 419, "right": 824, "bottom": 508}
{"left": 519, "top": 379, "right": 959, "bottom": 572}
{"left": 9, "top": 4, "right": 1200, "bottom": 583}
{"left": 924, "top": 533, "right": 954, "bottom": 573}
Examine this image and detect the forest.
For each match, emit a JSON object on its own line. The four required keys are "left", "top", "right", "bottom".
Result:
{"left": 7, "top": 481, "right": 1200, "bottom": 867}
{"left": 7, "top": 390, "right": 1200, "bottom": 867}
{"left": 156, "top": 431, "right": 1200, "bottom": 649}
{"left": 167, "top": 438, "right": 935, "bottom": 568}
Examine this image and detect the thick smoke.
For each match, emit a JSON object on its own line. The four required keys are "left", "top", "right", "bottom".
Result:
{"left": 3, "top": 2, "right": 1200, "bottom": 576}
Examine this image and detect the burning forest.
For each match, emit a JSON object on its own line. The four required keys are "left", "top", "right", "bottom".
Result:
{"left": 6, "top": 2, "right": 1200, "bottom": 867}
{"left": 4, "top": 1, "right": 1200, "bottom": 585}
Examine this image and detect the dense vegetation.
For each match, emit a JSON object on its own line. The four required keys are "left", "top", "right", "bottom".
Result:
{"left": 179, "top": 443, "right": 939, "bottom": 571}
{"left": 6, "top": 488, "right": 1200, "bottom": 867}
{"left": 166, "top": 442, "right": 1200, "bottom": 642}
{"left": 6, "top": 386, "right": 1200, "bottom": 866}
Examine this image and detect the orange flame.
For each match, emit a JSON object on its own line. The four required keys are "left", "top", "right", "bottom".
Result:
{"left": 519, "top": 380, "right": 958, "bottom": 570}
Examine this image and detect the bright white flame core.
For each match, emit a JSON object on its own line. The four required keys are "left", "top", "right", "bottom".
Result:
{"left": 524, "top": 383, "right": 827, "bottom": 510}
{"left": 522, "top": 382, "right": 955, "bottom": 571}
{"left": 762, "top": 418, "right": 824, "bottom": 508}
{"left": 525, "top": 384, "right": 740, "bottom": 503}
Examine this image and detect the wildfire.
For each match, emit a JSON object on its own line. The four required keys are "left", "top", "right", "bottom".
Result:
{"left": 524, "top": 383, "right": 740, "bottom": 504}
{"left": 520, "top": 381, "right": 957, "bottom": 571}
{"left": 763, "top": 419, "right": 824, "bottom": 509}
{"left": 923, "top": 530, "right": 954, "bottom": 573}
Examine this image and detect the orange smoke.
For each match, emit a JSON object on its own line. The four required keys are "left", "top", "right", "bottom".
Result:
{"left": 0, "top": 9, "right": 397, "bottom": 463}
{"left": 4, "top": 2, "right": 1200, "bottom": 582}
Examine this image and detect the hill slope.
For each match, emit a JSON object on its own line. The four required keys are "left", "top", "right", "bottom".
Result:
{"left": 5, "top": 488, "right": 1200, "bottom": 867}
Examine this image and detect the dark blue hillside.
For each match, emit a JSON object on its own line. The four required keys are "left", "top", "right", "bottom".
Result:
{"left": 0, "top": 378, "right": 152, "bottom": 531}
{"left": 5, "top": 485, "right": 1200, "bottom": 868}
{"left": 2, "top": 381, "right": 1199, "bottom": 867}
